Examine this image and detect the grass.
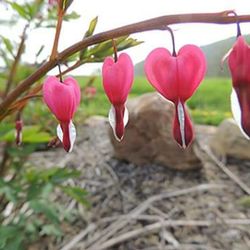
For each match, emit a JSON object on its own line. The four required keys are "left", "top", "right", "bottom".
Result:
{"left": 188, "top": 77, "right": 232, "bottom": 125}
{"left": 75, "top": 76, "right": 232, "bottom": 126}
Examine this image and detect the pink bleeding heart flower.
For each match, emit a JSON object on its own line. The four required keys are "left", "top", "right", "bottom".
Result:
{"left": 145, "top": 45, "right": 206, "bottom": 148}
{"left": 48, "top": 0, "right": 58, "bottom": 6}
{"left": 102, "top": 53, "right": 134, "bottom": 141}
{"left": 43, "top": 76, "right": 81, "bottom": 152}
{"left": 228, "top": 35, "right": 250, "bottom": 139}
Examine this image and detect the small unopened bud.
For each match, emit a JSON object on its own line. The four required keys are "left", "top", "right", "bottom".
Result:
{"left": 84, "top": 86, "right": 97, "bottom": 99}
{"left": 48, "top": 137, "right": 61, "bottom": 148}
{"left": 15, "top": 120, "right": 23, "bottom": 146}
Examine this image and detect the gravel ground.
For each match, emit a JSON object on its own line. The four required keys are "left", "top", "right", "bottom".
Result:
{"left": 27, "top": 117, "right": 250, "bottom": 250}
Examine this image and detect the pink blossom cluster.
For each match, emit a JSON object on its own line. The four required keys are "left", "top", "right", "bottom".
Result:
{"left": 42, "top": 32, "right": 250, "bottom": 152}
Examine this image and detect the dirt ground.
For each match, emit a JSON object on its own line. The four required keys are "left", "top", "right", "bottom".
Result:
{"left": 28, "top": 120, "right": 250, "bottom": 250}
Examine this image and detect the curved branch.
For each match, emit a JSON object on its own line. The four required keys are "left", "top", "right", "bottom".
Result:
{"left": 1, "top": 11, "right": 250, "bottom": 119}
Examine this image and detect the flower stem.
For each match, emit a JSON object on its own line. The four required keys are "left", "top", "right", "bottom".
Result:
{"left": 50, "top": 8, "right": 64, "bottom": 60}
{"left": 226, "top": 11, "right": 241, "bottom": 37}
{"left": 57, "top": 63, "right": 63, "bottom": 82}
{"left": 164, "top": 26, "right": 176, "bottom": 56}
{"left": 112, "top": 39, "right": 118, "bottom": 62}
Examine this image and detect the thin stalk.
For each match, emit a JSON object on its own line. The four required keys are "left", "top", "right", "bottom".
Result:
{"left": 50, "top": 8, "right": 64, "bottom": 60}
{"left": 3, "top": 24, "right": 29, "bottom": 97}
{"left": 112, "top": 39, "right": 118, "bottom": 62}
{"left": 57, "top": 63, "right": 63, "bottom": 82}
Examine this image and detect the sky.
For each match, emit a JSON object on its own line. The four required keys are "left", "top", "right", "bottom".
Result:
{"left": 2, "top": 0, "right": 250, "bottom": 75}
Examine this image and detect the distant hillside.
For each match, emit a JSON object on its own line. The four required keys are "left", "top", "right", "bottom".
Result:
{"left": 135, "top": 35, "right": 250, "bottom": 77}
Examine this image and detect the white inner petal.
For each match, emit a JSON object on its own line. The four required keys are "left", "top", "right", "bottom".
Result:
{"left": 177, "top": 101, "right": 186, "bottom": 148}
{"left": 108, "top": 105, "right": 129, "bottom": 141}
{"left": 57, "top": 123, "right": 63, "bottom": 142}
{"left": 108, "top": 105, "right": 116, "bottom": 138}
{"left": 56, "top": 120, "right": 76, "bottom": 152}
{"left": 68, "top": 121, "right": 76, "bottom": 152}
{"left": 231, "top": 89, "right": 250, "bottom": 139}
{"left": 123, "top": 106, "right": 129, "bottom": 127}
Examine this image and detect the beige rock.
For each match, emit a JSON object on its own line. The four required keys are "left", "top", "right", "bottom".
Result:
{"left": 209, "top": 118, "right": 250, "bottom": 160}
{"left": 110, "top": 92, "right": 202, "bottom": 171}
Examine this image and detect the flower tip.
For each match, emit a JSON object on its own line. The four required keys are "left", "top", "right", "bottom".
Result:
{"left": 57, "top": 121, "right": 76, "bottom": 153}
{"left": 114, "top": 133, "right": 124, "bottom": 142}
{"left": 173, "top": 101, "right": 194, "bottom": 150}
{"left": 108, "top": 105, "right": 129, "bottom": 142}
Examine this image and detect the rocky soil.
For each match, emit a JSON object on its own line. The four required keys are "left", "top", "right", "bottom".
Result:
{"left": 27, "top": 116, "right": 250, "bottom": 250}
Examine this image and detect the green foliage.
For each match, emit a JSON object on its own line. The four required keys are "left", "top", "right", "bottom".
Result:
{"left": 237, "top": 196, "right": 250, "bottom": 208}
{"left": 6, "top": 0, "right": 44, "bottom": 21}
{"left": 0, "top": 166, "right": 88, "bottom": 250}
{"left": 85, "top": 36, "right": 143, "bottom": 61}
{"left": 188, "top": 78, "right": 232, "bottom": 125}
{"left": 0, "top": 125, "right": 52, "bottom": 143}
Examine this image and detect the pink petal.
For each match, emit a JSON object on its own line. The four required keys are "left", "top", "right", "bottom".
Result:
{"left": 144, "top": 48, "right": 178, "bottom": 101}
{"left": 64, "top": 76, "right": 81, "bottom": 114}
{"left": 102, "top": 53, "right": 134, "bottom": 105}
{"left": 228, "top": 36, "right": 250, "bottom": 138}
{"left": 177, "top": 45, "right": 206, "bottom": 101}
{"left": 43, "top": 76, "right": 80, "bottom": 122}
{"left": 229, "top": 36, "right": 250, "bottom": 85}
{"left": 144, "top": 46, "right": 206, "bottom": 103}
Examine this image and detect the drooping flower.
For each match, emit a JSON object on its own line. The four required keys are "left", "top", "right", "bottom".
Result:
{"left": 48, "top": 0, "right": 58, "bottom": 6}
{"left": 228, "top": 35, "right": 250, "bottom": 139}
{"left": 102, "top": 53, "right": 134, "bottom": 141}
{"left": 145, "top": 45, "right": 206, "bottom": 148}
{"left": 43, "top": 76, "right": 81, "bottom": 152}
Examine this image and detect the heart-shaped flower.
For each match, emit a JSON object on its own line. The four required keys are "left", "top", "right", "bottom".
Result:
{"left": 43, "top": 76, "right": 81, "bottom": 152}
{"left": 145, "top": 45, "right": 206, "bottom": 148}
{"left": 102, "top": 53, "right": 134, "bottom": 141}
{"left": 228, "top": 35, "right": 250, "bottom": 139}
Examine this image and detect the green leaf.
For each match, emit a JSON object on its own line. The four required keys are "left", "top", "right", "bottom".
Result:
{"left": 65, "top": 52, "right": 80, "bottom": 62}
{"left": 60, "top": 186, "right": 89, "bottom": 207}
{"left": 25, "top": 167, "right": 80, "bottom": 185}
{"left": 27, "top": 183, "right": 53, "bottom": 200}
{"left": 0, "top": 36, "right": 15, "bottom": 58}
{"left": 42, "top": 167, "right": 80, "bottom": 184}
{"left": 0, "top": 125, "right": 52, "bottom": 143}
{"left": 7, "top": 2, "right": 29, "bottom": 20}
{"left": 0, "top": 225, "right": 24, "bottom": 250}
{"left": 87, "top": 36, "right": 128, "bottom": 58}
{"left": 40, "top": 224, "right": 62, "bottom": 237}
{"left": 0, "top": 123, "right": 13, "bottom": 137}
{"left": 29, "top": 200, "right": 60, "bottom": 224}
{"left": 64, "top": 0, "right": 74, "bottom": 11}
{"left": 80, "top": 16, "right": 98, "bottom": 59}
{"left": 64, "top": 11, "right": 80, "bottom": 21}
{"left": 85, "top": 16, "right": 98, "bottom": 38}
{"left": 26, "top": 0, "right": 43, "bottom": 19}
{"left": 0, "top": 179, "right": 21, "bottom": 203}
{"left": 117, "top": 38, "right": 144, "bottom": 51}
{"left": 238, "top": 196, "right": 250, "bottom": 208}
